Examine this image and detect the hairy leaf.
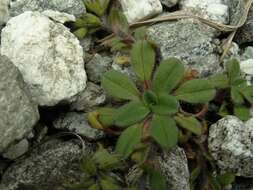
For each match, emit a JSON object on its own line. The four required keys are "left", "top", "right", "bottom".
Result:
{"left": 174, "top": 115, "right": 202, "bottom": 135}
{"left": 102, "top": 70, "right": 140, "bottom": 101}
{"left": 116, "top": 124, "right": 142, "bottom": 158}
{"left": 241, "top": 86, "right": 253, "bottom": 103}
{"left": 84, "top": 0, "right": 110, "bottom": 17}
{"left": 150, "top": 169, "right": 167, "bottom": 190}
{"left": 74, "top": 13, "right": 102, "bottom": 28}
{"left": 234, "top": 105, "right": 251, "bottom": 121}
{"left": 231, "top": 86, "right": 245, "bottom": 104}
{"left": 175, "top": 79, "right": 216, "bottom": 103}
{"left": 150, "top": 115, "right": 178, "bottom": 149}
{"left": 131, "top": 41, "right": 155, "bottom": 82}
{"left": 108, "top": 8, "right": 129, "bottom": 36}
{"left": 216, "top": 173, "right": 235, "bottom": 187}
{"left": 73, "top": 28, "right": 88, "bottom": 39}
{"left": 100, "top": 179, "right": 121, "bottom": 190}
{"left": 152, "top": 58, "right": 185, "bottom": 93}
{"left": 98, "top": 108, "right": 116, "bottom": 127}
{"left": 151, "top": 93, "right": 179, "bottom": 115}
{"left": 208, "top": 73, "right": 229, "bottom": 89}
{"left": 114, "top": 101, "right": 150, "bottom": 127}
{"left": 226, "top": 59, "right": 240, "bottom": 84}
{"left": 133, "top": 27, "right": 147, "bottom": 40}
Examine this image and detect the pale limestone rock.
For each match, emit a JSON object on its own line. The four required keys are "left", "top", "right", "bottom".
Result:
{"left": 42, "top": 10, "right": 75, "bottom": 23}
{"left": 119, "top": 0, "right": 163, "bottom": 23}
{"left": 1, "top": 11, "right": 87, "bottom": 106}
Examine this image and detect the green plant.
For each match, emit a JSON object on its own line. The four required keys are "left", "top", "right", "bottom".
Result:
{"left": 90, "top": 39, "right": 215, "bottom": 159}
{"left": 209, "top": 59, "right": 253, "bottom": 121}
{"left": 65, "top": 145, "right": 138, "bottom": 190}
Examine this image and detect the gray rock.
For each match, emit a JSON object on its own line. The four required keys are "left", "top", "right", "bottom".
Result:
{"left": 156, "top": 147, "right": 190, "bottom": 190}
{"left": 208, "top": 116, "right": 253, "bottom": 177}
{"left": 1, "top": 11, "right": 87, "bottom": 106}
{"left": 1, "top": 139, "right": 94, "bottom": 190}
{"left": 53, "top": 112, "right": 105, "bottom": 140}
{"left": 3, "top": 139, "right": 29, "bottom": 160}
{"left": 85, "top": 53, "right": 113, "bottom": 83}
{"left": 226, "top": 0, "right": 247, "bottom": 26}
{"left": 9, "top": 0, "right": 85, "bottom": 17}
{"left": 0, "top": 0, "right": 9, "bottom": 26}
{"left": 160, "top": 0, "right": 179, "bottom": 8}
{"left": 148, "top": 19, "right": 221, "bottom": 77}
{"left": 234, "top": 5, "right": 253, "bottom": 44}
{"left": 42, "top": 10, "right": 75, "bottom": 24}
{"left": 0, "top": 55, "right": 39, "bottom": 153}
{"left": 180, "top": 0, "right": 229, "bottom": 24}
{"left": 71, "top": 82, "right": 106, "bottom": 112}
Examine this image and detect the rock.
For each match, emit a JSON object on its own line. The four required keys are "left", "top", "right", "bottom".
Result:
{"left": 156, "top": 147, "right": 190, "bottom": 190}
{"left": 148, "top": 19, "right": 221, "bottom": 77}
{"left": 9, "top": 0, "right": 85, "bottom": 17}
{"left": 85, "top": 53, "right": 112, "bottom": 83}
{"left": 0, "top": 55, "right": 39, "bottom": 153}
{"left": 226, "top": 0, "right": 247, "bottom": 26}
{"left": 42, "top": 10, "right": 75, "bottom": 24}
{"left": 0, "top": 0, "right": 9, "bottom": 26}
{"left": 1, "top": 11, "right": 87, "bottom": 106}
{"left": 208, "top": 116, "right": 253, "bottom": 177}
{"left": 53, "top": 112, "right": 105, "bottom": 140}
{"left": 238, "top": 47, "right": 253, "bottom": 84}
{"left": 180, "top": 0, "right": 229, "bottom": 24}
{"left": 119, "top": 0, "right": 163, "bottom": 23}
{"left": 3, "top": 139, "right": 29, "bottom": 160}
{"left": 235, "top": 6, "right": 253, "bottom": 44}
{"left": 160, "top": 0, "right": 179, "bottom": 8}
{"left": 1, "top": 139, "right": 94, "bottom": 190}
{"left": 70, "top": 82, "right": 106, "bottom": 112}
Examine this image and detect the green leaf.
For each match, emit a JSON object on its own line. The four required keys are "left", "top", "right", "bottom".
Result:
{"left": 102, "top": 70, "right": 140, "bottom": 101}
{"left": 84, "top": 0, "right": 110, "bottom": 17}
{"left": 234, "top": 105, "right": 251, "bottom": 121}
{"left": 108, "top": 8, "right": 129, "bottom": 35}
{"left": 174, "top": 115, "right": 202, "bottom": 135}
{"left": 131, "top": 41, "right": 156, "bottom": 82}
{"left": 73, "top": 28, "right": 88, "bottom": 39}
{"left": 74, "top": 13, "right": 102, "bottom": 28}
{"left": 175, "top": 79, "right": 216, "bottom": 103}
{"left": 216, "top": 173, "right": 235, "bottom": 187}
{"left": 241, "top": 86, "right": 253, "bottom": 103}
{"left": 226, "top": 59, "right": 240, "bottom": 84}
{"left": 80, "top": 156, "right": 97, "bottom": 176}
{"left": 133, "top": 26, "right": 147, "bottom": 40}
{"left": 114, "top": 101, "right": 150, "bottom": 127}
{"left": 98, "top": 108, "right": 116, "bottom": 127}
{"left": 100, "top": 179, "right": 121, "bottom": 190}
{"left": 151, "top": 93, "right": 179, "bottom": 115}
{"left": 149, "top": 169, "right": 167, "bottom": 190}
{"left": 231, "top": 86, "right": 245, "bottom": 104}
{"left": 88, "top": 183, "right": 100, "bottom": 190}
{"left": 150, "top": 115, "right": 178, "bottom": 149}
{"left": 219, "top": 102, "right": 230, "bottom": 117}
{"left": 152, "top": 58, "right": 185, "bottom": 93}
{"left": 92, "top": 145, "right": 121, "bottom": 171}
{"left": 116, "top": 124, "right": 142, "bottom": 158}
{"left": 208, "top": 73, "right": 229, "bottom": 89}
{"left": 143, "top": 90, "right": 158, "bottom": 107}
{"left": 190, "top": 166, "right": 201, "bottom": 188}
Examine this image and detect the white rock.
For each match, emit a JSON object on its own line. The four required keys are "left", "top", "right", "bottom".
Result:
{"left": 1, "top": 11, "right": 87, "bottom": 106}
{"left": 0, "top": 0, "right": 9, "bottom": 25}
{"left": 240, "top": 59, "right": 253, "bottom": 75}
{"left": 208, "top": 116, "right": 253, "bottom": 177}
{"left": 42, "top": 10, "right": 76, "bottom": 24}
{"left": 119, "top": 0, "right": 163, "bottom": 23}
{"left": 180, "top": 0, "right": 229, "bottom": 24}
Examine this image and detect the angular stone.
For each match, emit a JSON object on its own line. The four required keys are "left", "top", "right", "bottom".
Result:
{"left": 70, "top": 82, "right": 106, "bottom": 112}
{"left": 1, "top": 11, "right": 87, "bottom": 106}
{"left": 1, "top": 140, "right": 94, "bottom": 190}
{"left": 148, "top": 19, "right": 221, "bottom": 77}
{"left": 3, "top": 139, "right": 29, "bottom": 160}
{"left": 85, "top": 53, "right": 112, "bottom": 83}
{"left": 53, "top": 112, "right": 105, "bottom": 140}
{"left": 180, "top": 0, "right": 229, "bottom": 24}
{"left": 0, "top": 55, "right": 39, "bottom": 153}
{"left": 208, "top": 116, "right": 253, "bottom": 177}
{"left": 9, "top": 0, "right": 85, "bottom": 17}
{"left": 119, "top": 0, "right": 163, "bottom": 23}
{"left": 42, "top": 10, "right": 76, "bottom": 24}
{"left": 156, "top": 147, "right": 190, "bottom": 190}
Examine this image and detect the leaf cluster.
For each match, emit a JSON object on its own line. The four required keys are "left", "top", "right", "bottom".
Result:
{"left": 209, "top": 59, "right": 253, "bottom": 121}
